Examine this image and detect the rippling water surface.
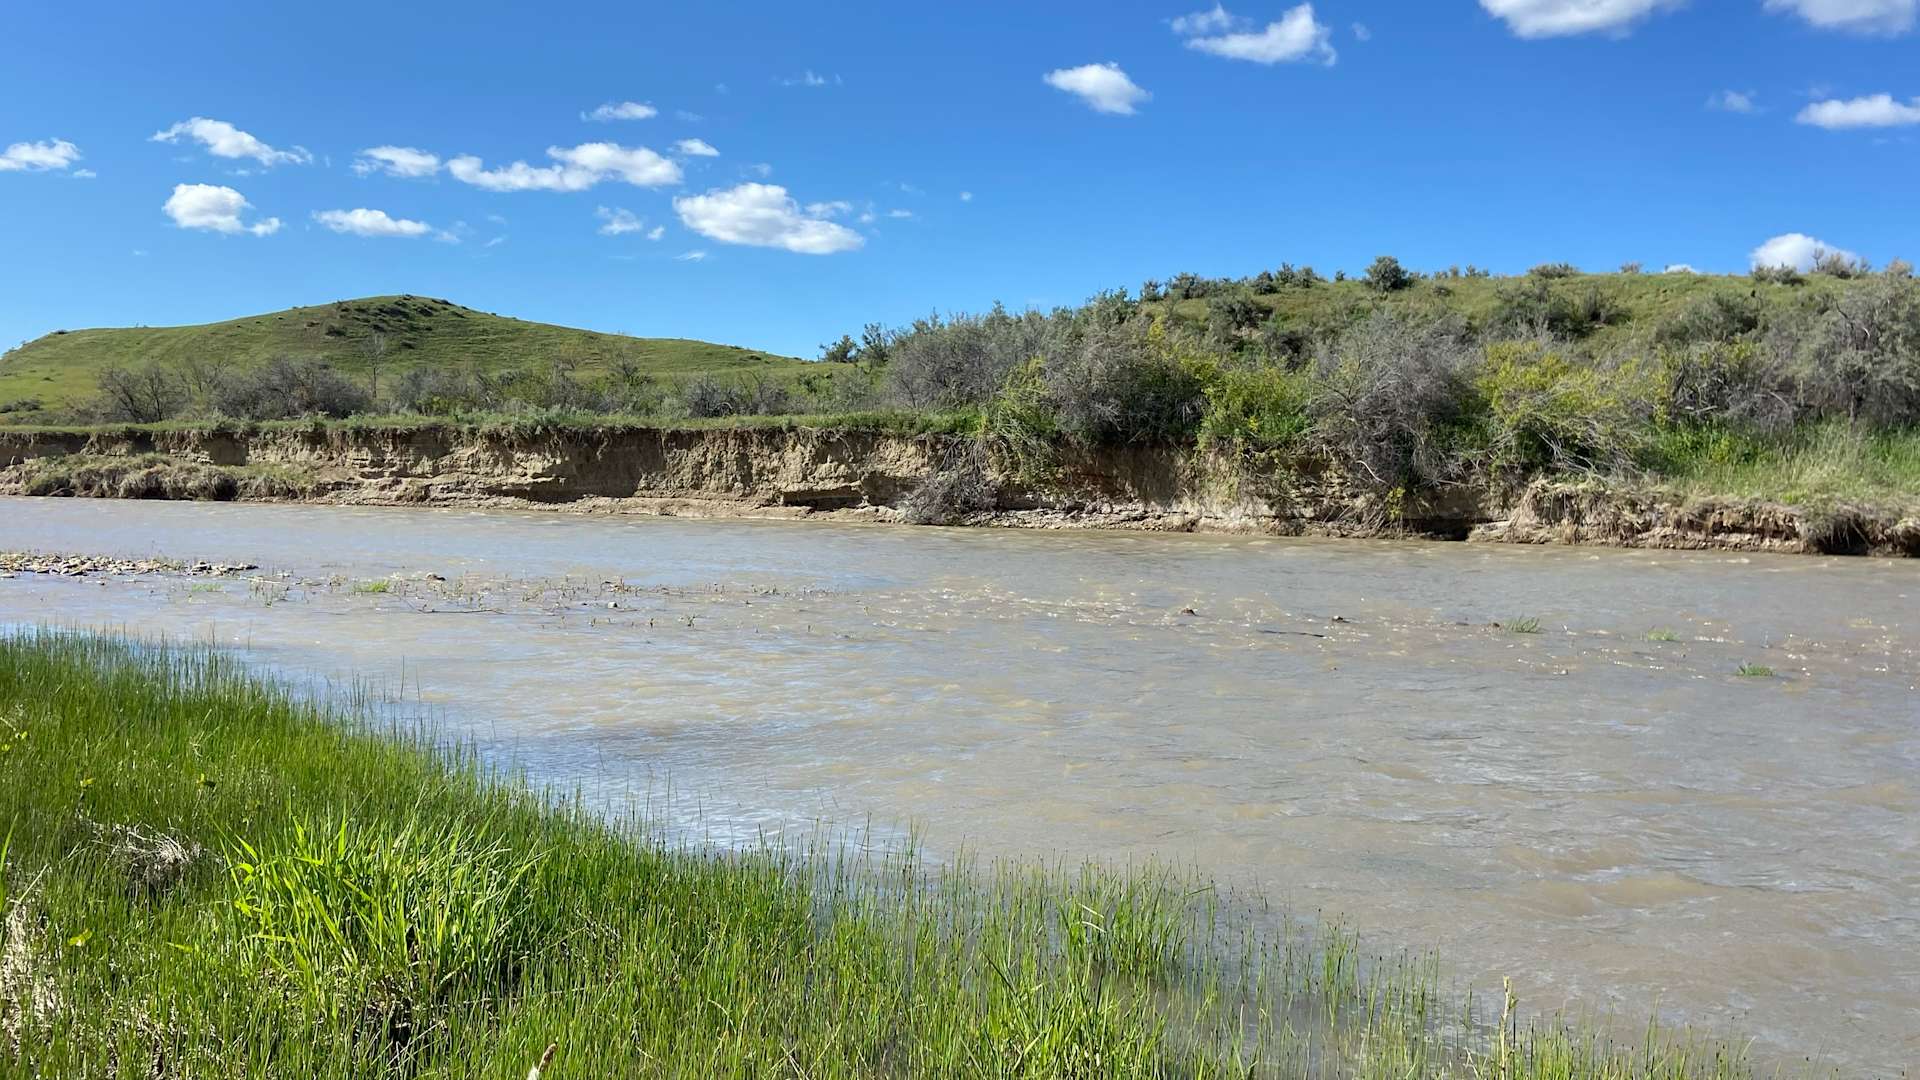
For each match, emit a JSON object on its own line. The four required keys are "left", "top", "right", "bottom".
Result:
{"left": 2, "top": 497, "right": 1915, "bottom": 1075}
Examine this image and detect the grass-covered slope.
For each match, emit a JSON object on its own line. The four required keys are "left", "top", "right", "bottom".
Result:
{"left": 0, "top": 632, "right": 1771, "bottom": 1078}
{"left": 0, "top": 295, "right": 807, "bottom": 415}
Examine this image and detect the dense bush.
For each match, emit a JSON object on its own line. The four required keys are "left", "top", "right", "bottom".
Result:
{"left": 1363, "top": 256, "right": 1415, "bottom": 293}
{"left": 1308, "top": 311, "right": 1481, "bottom": 490}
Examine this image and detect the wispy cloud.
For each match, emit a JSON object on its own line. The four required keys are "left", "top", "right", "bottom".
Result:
{"left": 676, "top": 249, "right": 708, "bottom": 261}
{"left": 151, "top": 117, "right": 310, "bottom": 166}
{"left": 313, "top": 207, "right": 436, "bottom": 238}
{"left": 1173, "top": 3, "right": 1337, "bottom": 65}
{"left": 1706, "top": 89, "right": 1759, "bottom": 113}
{"left": 584, "top": 101, "right": 658, "bottom": 122}
{"left": 781, "top": 70, "right": 839, "bottom": 87}
{"left": 352, "top": 145, "right": 441, "bottom": 178}
{"left": 447, "top": 142, "right": 682, "bottom": 192}
{"left": 595, "top": 206, "right": 648, "bottom": 235}
{"left": 1763, "top": 0, "right": 1914, "bottom": 34}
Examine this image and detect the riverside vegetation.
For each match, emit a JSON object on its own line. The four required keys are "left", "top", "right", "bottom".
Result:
{"left": 4, "top": 257, "right": 1918, "bottom": 520}
{"left": 0, "top": 631, "right": 1784, "bottom": 1078}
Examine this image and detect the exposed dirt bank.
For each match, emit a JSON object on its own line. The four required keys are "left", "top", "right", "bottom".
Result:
{"left": 2, "top": 424, "right": 1914, "bottom": 556}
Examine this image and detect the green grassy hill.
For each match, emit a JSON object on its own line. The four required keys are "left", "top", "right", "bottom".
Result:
{"left": 0, "top": 295, "right": 810, "bottom": 419}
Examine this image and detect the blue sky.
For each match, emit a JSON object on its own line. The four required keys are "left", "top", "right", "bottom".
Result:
{"left": 2, "top": 0, "right": 1916, "bottom": 358}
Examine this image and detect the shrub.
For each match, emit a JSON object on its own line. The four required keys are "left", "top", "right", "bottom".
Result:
{"left": 1043, "top": 318, "right": 1207, "bottom": 446}
{"left": 1656, "top": 341, "right": 1799, "bottom": 432}
{"left": 94, "top": 364, "right": 188, "bottom": 423}
{"left": 1810, "top": 250, "right": 1871, "bottom": 279}
{"left": 1309, "top": 311, "right": 1482, "bottom": 490}
{"left": 1362, "top": 256, "right": 1414, "bottom": 293}
{"left": 1751, "top": 264, "right": 1804, "bottom": 286}
{"left": 678, "top": 374, "right": 794, "bottom": 418}
{"left": 1655, "top": 290, "right": 1764, "bottom": 347}
{"left": 901, "top": 443, "right": 996, "bottom": 524}
{"left": 1197, "top": 365, "right": 1312, "bottom": 454}
{"left": 1478, "top": 342, "right": 1652, "bottom": 475}
{"left": 1528, "top": 263, "right": 1581, "bottom": 279}
{"left": 1780, "top": 273, "right": 1920, "bottom": 426}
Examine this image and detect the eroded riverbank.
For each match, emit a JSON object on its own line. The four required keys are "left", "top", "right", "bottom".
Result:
{"left": 4, "top": 422, "right": 1916, "bottom": 555}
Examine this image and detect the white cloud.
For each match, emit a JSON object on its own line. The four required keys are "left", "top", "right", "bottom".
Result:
{"left": 1478, "top": 0, "right": 1684, "bottom": 38}
{"left": 646, "top": 225, "right": 665, "bottom": 241}
{"left": 1662, "top": 263, "right": 1700, "bottom": 274}
{"left": 781, "top": 70, "right": 837, "bottom": 87}
{"left": 1796, "top": 93, "right": 1920, "bottom": 128}
{"left": 676, "top": 250, "right": 708, "bottom": 261}
{"left": 1763, "top": 0, "right": 1914, "bottom": 33}
{"left": 352, "top": 146, "right": 440, "bottom": 178}
{"left": 1707, "top": 89, "right": 1759, "bottom": 113}
{"left": 1178, "top": 4, "right": 1337, "bottom": 65}
{"left": 1353, "top": 21, "right": 1373, "bottom": 40}
{"left": 886, "top": 208, "right": 914, "bottom": 219}
{"left": 748, "top": 162, "right": 774, "bottom": 178}
{"left": 150, "top": 117, "right": 309, "bottom": 166}
{"left": 805, "top": 200, "right": 853, "bottom": 217}
{"left": 0, "top": 139, "right": 82, "bottom": 172}
{"left": 585, "top": 101, "right": 658, "bottom": 122}
{"left": 71, "top": 169, "right": 96, "bottom": 179}
{"left": 674, "top": 138, "right": 720, "bottom": 157}
{"left": 959, "top": 190, "right": 974, "bottom": 202}
{"left": 596, "top": 206, "right": 648, "bottom": 235}
{"left": 1751, "top": 232, "right": 1860, "bottom": 270}
{"left": 312, "top": 208, "right": 434, "bottom": 238}
{"left": 1043, "top": 62, "right": 1151, "bottom": 115}
{"left": 162, "top": 183, "right": 281, "bottom": 236}
{"left": 673, "top": 182, "right": 865, "bottom": 254}
{"left": 484, "top": 235, "right": 507, "bottom": 248}
{"left": 447, "top": 142, "right": 682, "bottom": 192}
{"left": 1170, "top": 4, "right": 1235, "bottom": 33}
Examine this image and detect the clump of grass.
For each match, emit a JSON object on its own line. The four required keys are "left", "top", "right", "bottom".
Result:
{"left": 1507, "top": 616, "right": 1543, "bottom": 634}
{"left": 1645, "top": 628, "right": 1680, "bottom": 642}
{"left": 350, "top": 579, "right": 391, "bottom": 595}
{"left": 0, "top": 632, "right": 1778, "bottom": 1079}
{"left": 1736, "top": 663, "right": 1776, "bottom": 678}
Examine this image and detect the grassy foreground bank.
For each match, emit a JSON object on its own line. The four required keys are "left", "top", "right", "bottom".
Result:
{"left": 0, "top": 634, "right": 1768, "bottom": 1078}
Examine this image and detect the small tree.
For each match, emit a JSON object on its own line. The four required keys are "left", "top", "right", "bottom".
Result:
{"left": 819, "top": 334, "right": 857, "bottom": 365}
{"left": 857, "top": 323, "right": 890, "bottom": 370}
{"left": 360, "top": 330, "right": 390, "bottom": 404}
{"left": 1363, "top": 256, "right": 1413, "bottom": 293}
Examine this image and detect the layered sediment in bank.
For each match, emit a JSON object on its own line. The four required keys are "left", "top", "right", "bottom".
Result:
{"left": 2, "top": 422, "right": 1914, "bottom": 555}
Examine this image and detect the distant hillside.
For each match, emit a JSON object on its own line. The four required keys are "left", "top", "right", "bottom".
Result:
{"left": 0, "top": 295, "right": 808, "bottom": 419}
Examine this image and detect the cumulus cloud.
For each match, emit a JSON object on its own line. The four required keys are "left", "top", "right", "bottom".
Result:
{"left": 1662, "top": 263, "right": 1700, "bottom": 274}
{"left": 646, "top": 225, "right": 665, "bottom": 241}
{"left": 1478, "top": 0, "right": 1684, "bottom": 37}
{"left": 585, "top": 101, "right": 658, "bottom": 121}
{"left": 673, "top": 182, "right": 865, "bottom": 254}
{"left": 447, "top": 142, "right": 682, "bottom": 192}
{"left": 151, "top": 117, "right": 310, "bottom": 166}
{"left": 1763, "top": 0, "right": 1914, "bottom": 33}
{"left": 162, "top": 183, "right": 281, "bottom": 236}
{"left": 1796, "top": 93, "right": 1920, "bottom": 128}
{"left": 1751, "top": 232, "right": 1860, "bottom": 271}
{"left": 1043, "top": 62, "right": 1151, "bottom": 115}
{"left": 674, "top": 138, "right": 720, "bottom": 157}
{"left": 352, "top": 146, "right": 440, "bottom": 178}
{"left": 312, "top": 208, "right": 434, "bottom": 238}
{"left": 0, "top": 138, "right": 82, "bottom": 172}
{"left": 1707, "top": 89, "right": 1759, "bottom": 113}
{"left": 1176, "top": 3, "right": 1337, "bottom": 65}
{"left": 595, "top": 206, "right": 648, "bottom": 235}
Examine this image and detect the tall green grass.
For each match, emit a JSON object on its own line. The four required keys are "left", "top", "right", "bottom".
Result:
{"left": 0, "top": 633, "right": 1778, "bottom": 1077}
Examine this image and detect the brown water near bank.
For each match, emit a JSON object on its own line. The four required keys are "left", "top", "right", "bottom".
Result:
{"left": 1, "top": 496, "right": 1916, "bottom": 1075}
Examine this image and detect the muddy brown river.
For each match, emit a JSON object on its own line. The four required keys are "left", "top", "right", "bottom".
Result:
{"left": 1, "top": 497, "right": 1914, "bottom": 1075}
